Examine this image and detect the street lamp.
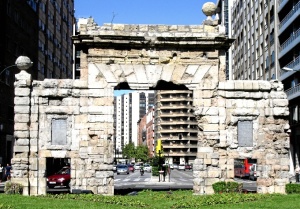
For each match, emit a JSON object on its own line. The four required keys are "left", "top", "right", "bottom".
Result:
{"left": 282, "top": 67, "right": 298, "bottom": 72}
{"left": 0, "top": 56, "right": 33, "bottom": 76}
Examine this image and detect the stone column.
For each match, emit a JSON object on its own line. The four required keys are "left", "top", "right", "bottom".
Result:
{"left": 12, "top": 70, "right": 32, "bottom": 195}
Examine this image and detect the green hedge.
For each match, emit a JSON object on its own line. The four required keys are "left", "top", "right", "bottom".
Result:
{"left": 286, "top": 183, "right": 300, "bottom": 194}
{"left": 152, "top": 166, "right": 159, "bottom": 176}
{"left": 212, "top": 181, "right": 243, "bottom": 193}
{"left": 4, "top": 182, "right": 23, "bottom": 194}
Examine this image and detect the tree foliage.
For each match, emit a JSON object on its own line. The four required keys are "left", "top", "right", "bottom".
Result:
{"left": 135, "top": 145, "right": 149, "bottom": 162}
{"left": 122, "top": 142, "right": 135, "bottom": 159}
{"left": 122, "top": 143, "right": 149, "bottom": 162}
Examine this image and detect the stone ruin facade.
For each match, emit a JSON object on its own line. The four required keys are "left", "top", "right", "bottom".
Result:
{"left": 12, "top": 9, "right": 290, "bottom": 195}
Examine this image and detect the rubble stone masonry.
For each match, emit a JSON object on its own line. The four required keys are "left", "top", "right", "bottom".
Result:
{"left": 12, "top": 17, "right": 290, "bottom": 195}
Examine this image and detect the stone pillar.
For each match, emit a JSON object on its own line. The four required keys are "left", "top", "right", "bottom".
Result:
{"left": 12, "top": 70, "right": 32, "bottom": 195}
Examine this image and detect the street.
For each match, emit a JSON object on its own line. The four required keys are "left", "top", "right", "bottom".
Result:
{"left": 114, "top": 169, "right": 193, "bottom": 185}
{"left": 114, "top": 169, "right": 257, "bottom": 192}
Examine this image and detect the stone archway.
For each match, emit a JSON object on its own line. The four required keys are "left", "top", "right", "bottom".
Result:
{"left": 12, "top": 15, "right": 290, "bottom": 195}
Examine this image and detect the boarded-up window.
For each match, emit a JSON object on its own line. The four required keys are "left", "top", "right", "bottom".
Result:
{"left": 238, "top": 121, "right": 253, "bottom": 147}
{"left": 51, "top": 119, "right": 67, "bottom": 145}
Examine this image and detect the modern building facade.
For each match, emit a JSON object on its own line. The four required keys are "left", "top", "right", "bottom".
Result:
{"left": 155, "top": 90, "right": 197, "bottom": 165}
{"left": 137, "top": 107, "right": 155, "bottom": 158}
{"left": 228, "top": 0, "right": 300, "bottom": 172}
{"left": 278, "top": 0, "right": 300, "bottom": 171}
{"left": 0, "top": 0, "right": 74, "bottom": 165}
{"left": 114, "top": 91, "right": 155, "bottom": 158}
{"left": 230, "top": 0, "right": 279, "bottom": 81}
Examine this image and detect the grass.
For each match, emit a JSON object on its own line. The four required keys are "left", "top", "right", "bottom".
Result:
{"left": 0, "top": 190, "right": 300, "bottom": 209}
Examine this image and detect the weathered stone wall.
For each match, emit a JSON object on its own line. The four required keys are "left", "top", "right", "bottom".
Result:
{"left": 193, "top": 80, "right": 290, "bottom": 194}
{"left": 12, "top": 17, "right": 290, "bottom": 195}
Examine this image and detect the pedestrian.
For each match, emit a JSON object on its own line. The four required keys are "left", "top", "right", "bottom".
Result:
{"left": 0, "top": 164, "right": 3, "bottom": 182}
{"left": 5, "top": 163, "right": 12, "bottom": 181}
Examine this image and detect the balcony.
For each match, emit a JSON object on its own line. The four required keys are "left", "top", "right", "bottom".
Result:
{"left": 159, "top": 120, "right": 197, "bottom": 125}
{"left": 158, "top": 128, "right": 198, "bottom": 134}
{"left": 279, "top": 28, "right": 300, "bottom": 58}
{"left": 285, "top": 83, "right": 300, "bottom": 100}
{"left": 279, "top": 2, "right": 300, "bottom": 31}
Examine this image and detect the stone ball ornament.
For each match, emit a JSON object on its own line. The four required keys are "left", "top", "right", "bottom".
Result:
{"left": 202, "top": 2, "right": 217, "bottom": 20}
{"left": 15, "top": 56, "right": 33, "bottom": 71}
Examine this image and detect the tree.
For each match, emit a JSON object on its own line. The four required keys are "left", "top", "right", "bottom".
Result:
{"left": 122, "top": 142, "right": 135, "bottom": 159}
{"left": 135, "top": 145, "right": 149, "bottom": 162}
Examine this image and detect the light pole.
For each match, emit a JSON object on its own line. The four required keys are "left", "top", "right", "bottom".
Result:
{"left": 0, "top": 56, "right": 33, "bottom": 76}
{"left": 282, "top": 67, "right": 300, "bottom": 72}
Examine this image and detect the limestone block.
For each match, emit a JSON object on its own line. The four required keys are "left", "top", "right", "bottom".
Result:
{"left": 205, "top": 178, "right": 219, "bottom": 186}
{"left": 15, "top": 97, "right": 30, "bottom": 105}
{"left": 202, "top": 124, "right": 219, "bottom": 131}
{"left": 15, "top": 106, "right": 30, "bottom": 114}
{"left": 204, "top": 158, "right": 212, "bottom": 165}
{"left": 273, "top": 107, "right": 289, "bottom": 116}
{"left": 207, "top": 168, "right": 221, "bottom": 178}
{"left": 258, "top": 81, "right": 271, "bottom": 90}
{"left": 211, "top": 159, "right": 219, "bottom": 166}
{"left": 234, "top": 81, "right": 244, "bottom": 90}
{"left": 270, "top": 91, "right": 288, "bottom": 99}
{"left": 223, "top": 81, "right": 235, "bottom": 90}
{"left": 273, "top": 99, "right": 288, "bottom": 107}
{"left": 243, "top": 81, "right": 253, "bottom": 90}
{"left": 62, "top": 98, "right": 80, "bottom": 106}
{"left": 15, "top": 114, "right": 30, "bottom": 123}
{"left": 15, "top": 88, "right": 31, "bottom": 96}
{"left": 15, "top": 139, "right": 29, "bottom": 146}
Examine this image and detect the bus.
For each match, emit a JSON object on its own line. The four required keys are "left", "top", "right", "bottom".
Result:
{"left": 234, "top": 158, "right": 257, "bottom": 178}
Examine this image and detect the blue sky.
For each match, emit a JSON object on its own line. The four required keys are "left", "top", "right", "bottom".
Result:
{"left": 74, "top": 1, "right": 209, "bottom": 96}
{"left": 75, "top": 0, "right": 208, "bottom": 26}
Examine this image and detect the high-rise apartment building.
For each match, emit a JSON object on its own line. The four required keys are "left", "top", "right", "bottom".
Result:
{"left": 113, "top": 91, "right": 155, "bottom": 159}
{"left": 278, "top": 0, "right": 300, "bottom": 170}
{"left": 137, "top": 107, "right": 155, "bottom": 158}
{"left": 228, "top": 0, "right": 300, "bottom": 170}
{"left": 155, "top": 90, "right": 197, "bottom": 165}
{"left": 230, "top": 0, "right": 279, "bottom": 81}
{"left": 0, "top": 0, "right": 74, "bottom": 165}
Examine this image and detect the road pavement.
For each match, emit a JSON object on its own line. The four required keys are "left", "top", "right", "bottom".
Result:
{"left": 0, "top": 169, "right": 258, "bottom": 194}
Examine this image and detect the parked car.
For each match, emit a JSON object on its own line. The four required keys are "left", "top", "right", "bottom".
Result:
{"left": 144, "top": 164, "right": 152, "bottom": 172}
{"left": 173, "top": 163, "right": 179, "bottom": 169}
{"left": 128, "top": 164, "right": 135, "bottom": 172}
{"left": 169, "top": 164, "right": 174, "bottom": 170}
{"left": 47, "top": 166, "right": 71, "bottom": 188}
{"left": 134, "top": 163, "right": 142, "bottom": 170}
{"left": 116, "top": 165, "right": 129, "bottom": 175}
{"left": 178, "top": 164, "right": 186, "bottom": 171}
{"left": 249, "top": 164, "right": 258, "bottom": 180}
{"left": 185, "top": 164, "right": 192, "bottom": 170}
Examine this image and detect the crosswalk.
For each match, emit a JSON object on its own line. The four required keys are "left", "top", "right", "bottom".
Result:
{"left": 114, "top": 178, "right": 150, "bottom": 182}
{"left": 114, "top": 177, "right": 191, "bottom": 183}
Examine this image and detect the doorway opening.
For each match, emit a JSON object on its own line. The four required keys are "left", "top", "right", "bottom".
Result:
{"left": 46, "top": 157, "right": 71, "bottom": 191}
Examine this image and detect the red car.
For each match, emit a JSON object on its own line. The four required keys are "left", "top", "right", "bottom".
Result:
{"left": 128, "top": 164, "right": 135, "bottom": 172}
{"left": 185, "top": 164, "right": 192, "bottom": 170}
{"left": 47, "top": 166, "right": 70, "bottom": 188}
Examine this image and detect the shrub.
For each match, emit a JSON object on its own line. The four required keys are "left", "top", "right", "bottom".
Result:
{"left": 152, "top": 166, "right": 159, "bottom": 176}
{"left": 212, "top": 181, "right": 242, "bottom": 193}
{"left": 4, "top": 181, "right": 23, "bottom": 195}
{"left": 286, "top": 183, "right": 300, "bottom": 194}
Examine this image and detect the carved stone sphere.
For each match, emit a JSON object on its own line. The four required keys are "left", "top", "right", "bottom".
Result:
{"left": 202, "top": 2, "right": 217, "bottom": 17}
{"left": 15, "top": 56, "right": 33, "bottom": 70}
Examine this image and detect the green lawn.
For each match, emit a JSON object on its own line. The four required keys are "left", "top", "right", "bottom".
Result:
{"left": 0, "top": 190, "right": 300, "bottom": 209}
